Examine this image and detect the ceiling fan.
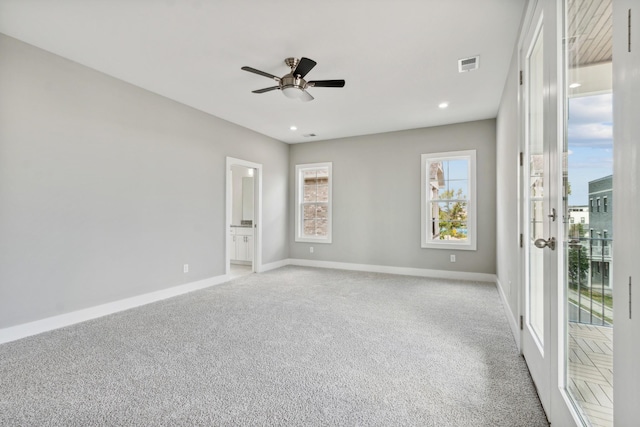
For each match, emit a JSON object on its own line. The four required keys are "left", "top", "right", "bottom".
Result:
{"left": 241, "top": 57, "right": 345, "bottom": 102}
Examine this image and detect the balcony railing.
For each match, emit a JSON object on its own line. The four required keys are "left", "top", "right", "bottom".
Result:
{"left": 568, "top": 237, "right": 613, "bottom": 327}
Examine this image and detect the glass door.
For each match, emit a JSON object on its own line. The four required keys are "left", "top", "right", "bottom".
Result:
{"left": 521, "top": 5, "right": 552, "bottom": 414}
{"left": 562, "top": 1, "right": 614, "bottom": 426}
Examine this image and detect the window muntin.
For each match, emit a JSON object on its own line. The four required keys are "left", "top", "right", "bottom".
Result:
{"left": 295, "top": 163, "right": 332, "bottom": 243}
{"left": 421, "top": 150, "right": 476, "bottom": 250}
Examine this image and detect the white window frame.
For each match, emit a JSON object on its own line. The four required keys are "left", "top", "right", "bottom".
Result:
{"left": 421, "top": 150, "right": 477, "bottom": 251}
{"left": 295, "top": 162, "right": 332, "bottom": 243}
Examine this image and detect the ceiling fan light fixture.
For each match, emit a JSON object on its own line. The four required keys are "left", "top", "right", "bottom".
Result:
{"left": 282, "top": 86, "right": 302, "bottom": 99}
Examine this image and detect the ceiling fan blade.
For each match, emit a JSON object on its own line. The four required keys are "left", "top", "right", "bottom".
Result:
{"left": 308, "top": 79, "right": 346, "bottom": 88}
{"left": 252, "top": 86, "right": 280, "bottom": 94}
{"left": 241, "top": 66, "right": 280, "bottom": 81}
{"left": 293, "top": 57, "right": 317, "bottom": 78}
{"left": 300, "top": 90, "right": 314, "bottom": 102}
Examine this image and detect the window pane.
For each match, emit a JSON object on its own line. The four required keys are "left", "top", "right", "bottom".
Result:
{"left": 441, "top": 180, "right": 469, "bottom": 200}
{"left": 315, "top": 219, "right": 328, "bottom": 236}
{"left": 303, "top": 219, "right": 315, "bottom": 236}
{"left": 303, "top": 185, "right": 317, "bottom": 202}
{"left": 316, "top": 204, "right": 328, "bottom": 219}
{"left": 430, "top": 201, "right": 468, "bottom": 240}
{"left": 316, "top": 184, "right": 329, "bottom": 202}
{"left": 531, "top": 200, "right": 544, "bottom": 239}
{"left": 303, "top": 204, "right": 316, "bottom": 220}
{"left": 437, "top": 221, "right": 468, "bottom": 241}
{"left": 316, "top": 168, "right": 329, "bottom": 179}
{"left": 443, "top": 159, "right": 469, "bottom": 180}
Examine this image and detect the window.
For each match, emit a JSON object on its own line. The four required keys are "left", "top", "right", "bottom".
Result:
{"left": 570, "top": 217, "right": 575, "bottom": 224}
{"left": 421, "top": 150, "right": 476, "bottom": 250}
{"left": 603, "top": 196, "right": 608, "bottom": 213}
{"left": 295, "top": 162, "right": 332, "bottom": 243}
{"left": 596, "top": 198, "right": 601, "bottom": 212}
{"left": 580, "top": 217, "right": 585, "bottom": 224}
{"left": 590, "top": 199, "right": 593, "bottom": 212}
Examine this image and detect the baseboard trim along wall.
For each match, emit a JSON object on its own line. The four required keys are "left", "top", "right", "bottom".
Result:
{"left": 495, "top": 277, "right": 521, "bottom": 350}
{"left": 288, "top": 258, "right": 497, "bottom": 283}
{"left": 1, "top": 259, "right": 498, "bottom": 345}
{"left": 0, "top": 274, "right": 230, "bottom": 345}
{"left": 258, "top": 258, "right": 291, "bottom": 273}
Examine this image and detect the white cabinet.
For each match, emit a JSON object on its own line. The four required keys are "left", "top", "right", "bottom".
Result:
{"left": 230, "top": 227, "right": 253, "bottom": 263}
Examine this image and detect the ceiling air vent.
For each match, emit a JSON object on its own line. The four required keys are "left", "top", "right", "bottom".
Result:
{"left": 458, "top": 56, "right": 480, "bottom": 72}
{"left": 303, "top": 133, "right": 317, "bottom": 138}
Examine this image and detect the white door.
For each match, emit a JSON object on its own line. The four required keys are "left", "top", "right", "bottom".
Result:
{"left": 520, "top": 2, "right": 590, "bottom": 426}
{"left": 521, "top": 3, "right": 552, "bottom": 414}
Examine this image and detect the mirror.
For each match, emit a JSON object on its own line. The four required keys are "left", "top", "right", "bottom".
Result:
{"left": 242, "top": 176, "right": 254, "bottom": 221}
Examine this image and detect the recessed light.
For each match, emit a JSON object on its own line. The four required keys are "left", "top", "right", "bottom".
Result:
{"left": 569, "top": 82, "right": 581, "bottom": 89}
{"left": 290, "top": 125, "right": 297, "bottom": 131}
{"left": 438, "top": 102, "right": 449, "bottom": 109}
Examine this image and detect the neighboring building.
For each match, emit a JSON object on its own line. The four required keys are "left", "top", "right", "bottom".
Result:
{"left": 588, "top": 175, "right": 613, "bottom": 288}
{"left": 568, "top": 205, "right": 589, "bottom": 237}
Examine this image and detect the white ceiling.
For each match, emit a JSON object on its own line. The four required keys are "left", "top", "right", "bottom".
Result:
{"left": 0, "top": 0, "right": 526, "bottom": 144}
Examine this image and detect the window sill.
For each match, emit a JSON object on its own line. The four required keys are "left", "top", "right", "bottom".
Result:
{"left": 421, "top": 242, "right": 476, "bottom": 251}
{"left": 296, "top": 237, "right": 332, "bottom": 244}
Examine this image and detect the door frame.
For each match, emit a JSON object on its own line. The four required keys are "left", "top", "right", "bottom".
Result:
{"left": 226, "top": 157, "right": 262, "bottom": 274}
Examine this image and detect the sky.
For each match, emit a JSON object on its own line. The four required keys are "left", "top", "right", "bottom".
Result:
{"left": 567, "top": 93, "right": 613, "bottom": 206}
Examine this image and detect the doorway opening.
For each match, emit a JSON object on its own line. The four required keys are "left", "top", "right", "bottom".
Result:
{"left": 226, "top": 157, "right": 262, "bottom": 278}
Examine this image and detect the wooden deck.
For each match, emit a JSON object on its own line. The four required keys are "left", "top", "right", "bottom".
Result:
{"left": 568, "top": 322, "right": 613, "bottom": 427}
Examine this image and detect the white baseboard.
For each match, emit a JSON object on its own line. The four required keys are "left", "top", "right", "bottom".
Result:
{"left": 0, "top": 274, "right": 230, "bottom": 345}
{"left": 1, "top": 259, "right": 499, "bottom": 345}
{"left": 288, "top": 258, "right": 496, "bottom": 283}
{"left": 496, "top": 276, "right": 521, "bottom": 350}
{"left": 258, "top": 258, "right": 292, "bottom": 273}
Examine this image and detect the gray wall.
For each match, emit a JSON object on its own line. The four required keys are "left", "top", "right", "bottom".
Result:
{"left": 495, "top": 45, "right": 520, "bottom": 319}
{"left": 0, "top": 35, "right": 289, "bottom": 328}
{"left": 289, "top": 120, "right": 497, "bottom": 274}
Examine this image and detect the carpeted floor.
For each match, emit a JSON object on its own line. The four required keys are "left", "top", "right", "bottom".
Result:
{"left": 0, "top": 266, "right": 548, "bottom": 426}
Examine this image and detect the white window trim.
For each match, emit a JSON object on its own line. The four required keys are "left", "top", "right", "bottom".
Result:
{"left": 295, "top": 162, "right": 332, "bottom": 244}
{"left": 421, "top": 150, "right": 477, "bottom": 251}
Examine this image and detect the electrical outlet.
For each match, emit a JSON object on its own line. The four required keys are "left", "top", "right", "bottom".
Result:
{"left": 450, "top": 255, "right": 456, "bottom": 263}
{"left": 310, "top": 247, "right": 314, "bottom": 253}
{"left": 183, "top": 264, "right": 189, "bottom": 273}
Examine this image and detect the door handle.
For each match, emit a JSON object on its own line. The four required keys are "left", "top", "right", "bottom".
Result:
{"left": 534, "top": 237, "right": 556, "bottom": 250}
